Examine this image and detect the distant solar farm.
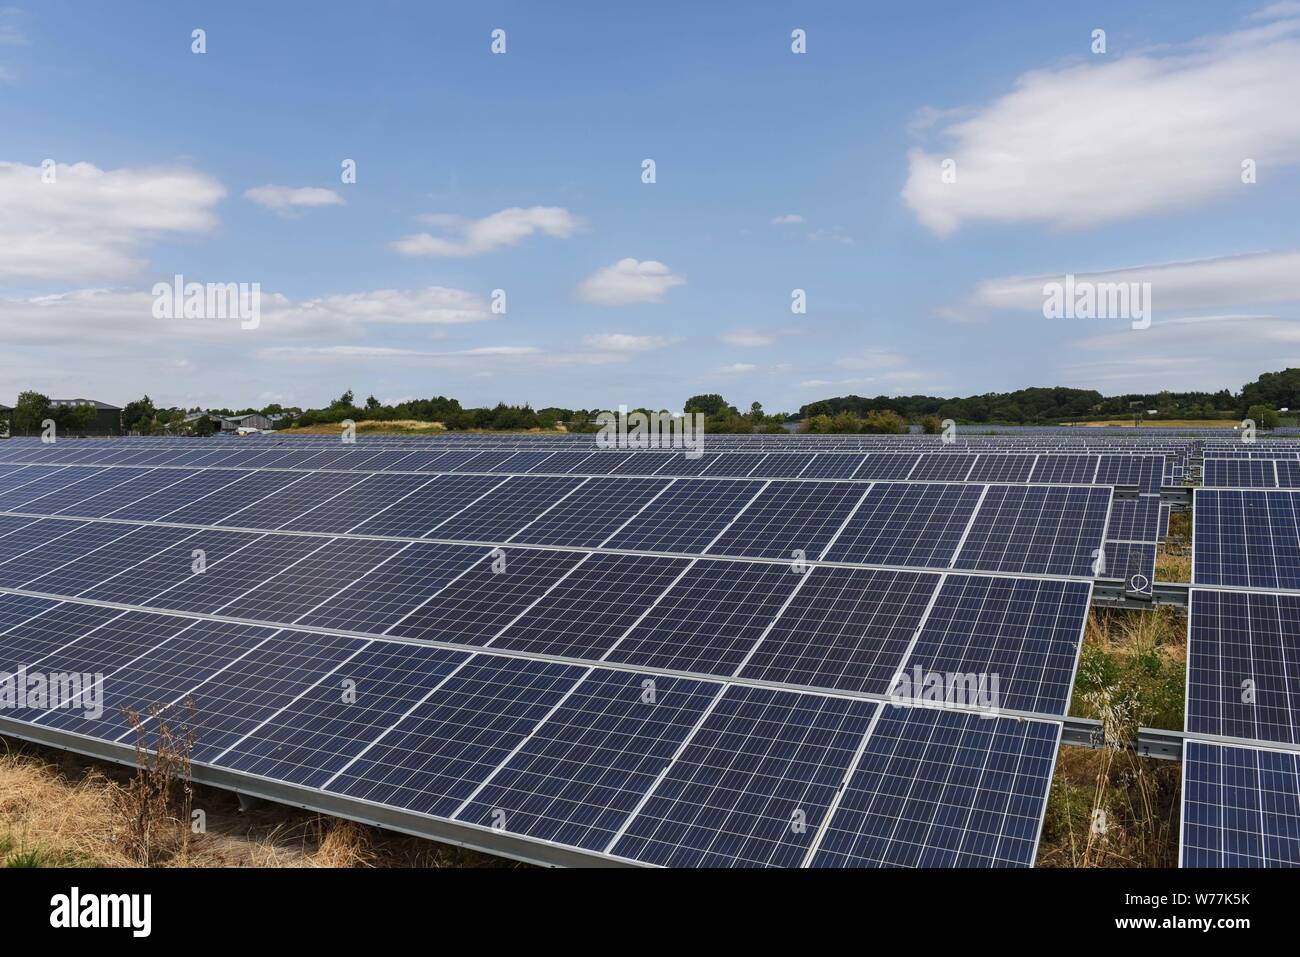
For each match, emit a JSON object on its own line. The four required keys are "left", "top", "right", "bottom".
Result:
{"left": 0, "top": 430, "right": 1295, "bottom": 867}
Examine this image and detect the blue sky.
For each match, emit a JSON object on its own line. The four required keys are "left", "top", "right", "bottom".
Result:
{"left": 2, "top": 1, "right": 1299, "bottom": 413}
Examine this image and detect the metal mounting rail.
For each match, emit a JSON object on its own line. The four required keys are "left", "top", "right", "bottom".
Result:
{"left": 1061, "top": 717, "right": 1185, "bottom": 761}
{"left": 1092, "top": 579, "right": 1189, "bottom": 609}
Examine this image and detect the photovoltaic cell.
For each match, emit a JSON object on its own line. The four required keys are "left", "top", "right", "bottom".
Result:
{"left": 1203, "top": 459, "right": 1275, "bottom": 489}
{"left": 325, "top": 655, "right": 586, "bottom": 817}
{"left": 294, "top": 542, "right": 486, "bottom": 634}
{"left": 387, "top": 547, "right": 586, "bottom": 646}
{"left": 284, "top": 473, "right": 438, "bottom": 534}
{"left": 609, "top": 685, "right": 876, "bottom": 868}
{"left": 809, "top": 708, "right": 1059, "bottom": 868}
{"left": 509, "top": 477, "right": 669, "bottom": 548}
{"left": 603, "top": 480, "right": 762, "bottom": 553}
{"left": 706, "top": 480, "right": 865, "bottom": 560}
{"left": 453, "top": 669, "right": 723, "bottom": 851}
{"left": 489, "top": 553, "right": 690, "bottom": 660}
{"left": 908, "top": 454, "right": 976, "bottom": 482}
{"left": 967, "top": 454, "right": 1036, "bottom": 484}
{"left": 430, "top": 475, "right": 583, "bottom": 541}
{"left": 896, "top": 575, "right": 1090, "bottom": 715}
{"left": 737, "top": 567, "right": 938, "bottom": 694}
{"left": 1193, "top": 489, "right": 1300, "bottom": 590}
{"left": 605, "top": 560, "right": 805, "bottom": 675}
{"left": 214, "top": 642, "right": 470, "bottom": 787}
{"left": 823, "top": 483, "right": 982, "bottom": 568}
{"left": 1187, "top": 589, "right": 1300, "bottom": 746}
{"left": 1181, "top": 740, "right": 1300, "bottom": 867}
{"left": 952, "top": 485, "right": 1109, "bottom": 577}
{"left": 1029, "top": 454, "right": 1096, "bottom": 485}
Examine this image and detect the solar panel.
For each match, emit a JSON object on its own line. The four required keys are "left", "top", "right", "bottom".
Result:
{"left": 705, "top": 480, "right": 865, "bottom": 560}
{"left": 1181, "top": 740, "right": 1300, "bottom": 867}
{"left": 1193, "top": 489, "right": 1300, "bottom": 590}
{"left": 823, "top": 483, "right": 983, "bottom": 568}
{"left": 603, "top": 559, "right": 805, "bottom": 675}
{"left": 451, "top": 669, "right": 722, "bottom": 852}
{"left": 736, "top": 567, "right": 938, "bottom": 693}
{"left": 1187, "top": 589, "right": 1300, "bottom": 746}
{"left": 606, "top": 685, "right": 876, "bottom": 867}
{"left": 808, "top": 707, "right": 1060, "bottom": 868}
{"left": 894, "top": 575, "right": 1090, "bottom": 715}
{"left": 1203, "top": 459, "right": 1276, "bottom": 489}
{"left": 951, "top": 486, "right": 1110, "bottom": 577}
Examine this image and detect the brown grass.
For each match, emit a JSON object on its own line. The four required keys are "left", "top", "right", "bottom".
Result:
{"left": 0, "top": 739, "right": 519, "bottom": 868}
{"left": 283, "top": 420, "right": 567, "bottom": 436}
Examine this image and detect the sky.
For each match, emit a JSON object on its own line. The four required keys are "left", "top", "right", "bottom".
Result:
{"left": 2, "top": 0, "right": 1299, "bottom": 414}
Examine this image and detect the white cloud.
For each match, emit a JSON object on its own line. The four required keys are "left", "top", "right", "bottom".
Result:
{"left": 582, "top": 333, "right": 675, "bottom": 352}
{"left": 903, "top": 13, "right": 1300, "bottom": 234}
{"left": 393, "top": 206, "right": 582, "bottom": 257}
{"left": 836, "top": 351, "right": 906, "bottom": 370}
{"left": 720, "top": 331, "right": 775, "bottom": 347}
{"left": 970, "top": 250, "right": 1300, "bottom": 315}
{"left": 0, "top": 161, "right": 226, "bottom": 282}
{"left": 244, "top": 185, "right": 345, "bottom": 213}
{"left": 575, "top": 258, "right": 685, "bottom": 305}
{"left": 0, "top": 285, "right": 495, "bottom": 346}
{"left": 717, "top": 362, "right": 757, "bottom": 374}
{"left": 770, "top": 214, "right": 804, "bottom": 225}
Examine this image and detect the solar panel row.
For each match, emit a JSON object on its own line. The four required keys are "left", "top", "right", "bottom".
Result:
{"left": 0, "top": 590, "right": 1062, "bottom": 868}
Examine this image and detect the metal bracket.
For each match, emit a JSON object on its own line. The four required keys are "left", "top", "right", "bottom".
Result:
{"left": 1060, "top": 717, "right": 1184, "bottom": 761}
{"left": 1092, "top": 579, "right": 1188, "bottom": 609}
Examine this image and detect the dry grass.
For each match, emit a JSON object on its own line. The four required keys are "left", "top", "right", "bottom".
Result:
{"left": 0, "top": 739, "right": 519, "bottom": 868}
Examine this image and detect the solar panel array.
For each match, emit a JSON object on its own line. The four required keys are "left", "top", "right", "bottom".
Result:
{"left": 0, "top": 432, "right": 1190, "bottom": 867}
{"left": 1186, "top": 483, "right": 1300, "bottom": 866}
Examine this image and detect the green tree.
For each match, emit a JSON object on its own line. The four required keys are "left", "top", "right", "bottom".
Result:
{"left": 683, "top": 394, "right": 733, "bottom": 418}
{"left": 12, "top": 391, "right": 51, "bottom": 435}
{"left": 1247, "top": 404, "right": 1280, "bottom": 429}
{"left": 122, "top": 395, "right": 157, "bottom": 433}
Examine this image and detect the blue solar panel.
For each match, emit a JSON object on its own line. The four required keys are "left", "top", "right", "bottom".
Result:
{"left": 345, "top": 473, "right": 504, "bottom": 537}
{"left": 1203, "top": 459, "right": 1276, "bottom": 489}
{"left": 37, "top": 617, "right": 278, "bottom": 739}
{"left": 909, "top": 454, "right": 977, "bottom": 482}
{"left": 823, "top": 483, "right": 982, "bottom": 568}
{"left": 608, "top": 686, "right": 876, "bottom": 867}
{"left": 293, "top": 542, "right": 486, "bottom": 634}
{"left": 214, "top": 642, "right": 470, "bottom": 787}
{"left": 1029, "top": 454, "right": 1096, "bottom": 485}
{"left": 489, "top": 553, "right": 690, "bottom": 659}
{"left": 737, "top": 567, "right": 938, "bottom": 693}
{"left": 799, "top": 454, "right": 865, "bottom": 480}
{"left": 282, "top": 473, "right": 438, "bottom": 534}
{"left": 1181, "top": 740, "right": 1300, "bottom": 867}
{"left": 951, "top": 485, "right": 1109, "bottom": 577}
{"left": 0, "top": 521, "right": 138, "bottom": 588}
{"left": 103, "top": 468, "right": 249, "bottom": 521}
{"left": 508, "top": 477, "right": 669, "bottom": 548}
{"left": 325, "top": 655, "right": 586, "bottom": 817}
{"left": 52, "top": 467, "right": 202, "bottom": 518}
{"left": 808, "top": 707, "right": 1059, "bottom": 868}
{"left": 21, "top": 523, "right": 192, "bottom": 596}
{"left": 430, "top": 475, "right": 583, "bottom": 541}
{"left": 1193, "top": 489, "right": 1300, "bottom": 590}
{"left": 603, "top": 480, "right": 762, "bottom": 553}
{"left": 215, "top": 471, "right": 370, "bottom": 529}
{"left": 968, "top": 454, "right": 1036, "bottom": 483}
{"left": 851, "top": 452, "right": 920, "bottom": 481}
{"left": 706, "top": 480, "right": 865, "bottom": 560}
{"left": 604, "top": 559, "right": 805, "bottom": 675}
{"left": 453, "top": 669, "right": 723, "bottom": 851}
{"left": 1187, "top": 589, "right": 1300, "bottom": 746}
{"left": 387, "top": 547, "right": 586, "bottom": 646}
{"left": 895, "top": 575, "right": 1090, "bottom": 715}
{"left": 1105, "top": 495, "right": 1162, "bottom": 542}
{"left": 78, "top": 528, "right": 255, "bottom": 604}
{"left": 1275, "top": 461, "right": 1300, "bottom": 490}
{"left": 139, "top": 533, "right": 327, "bottom": 613}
